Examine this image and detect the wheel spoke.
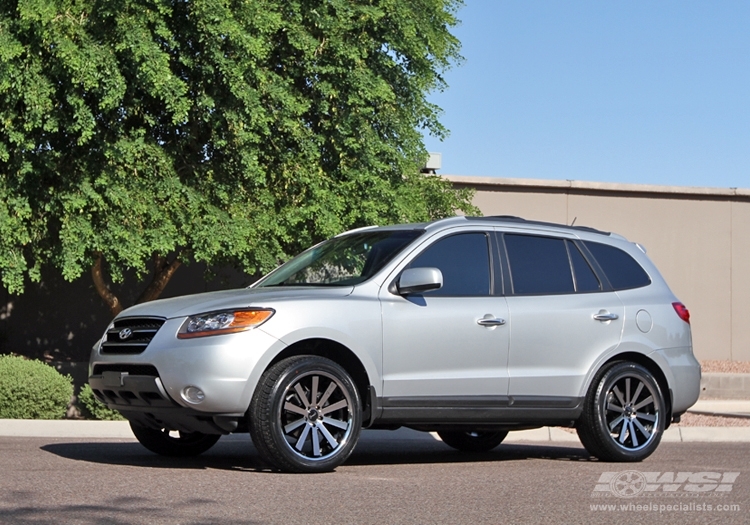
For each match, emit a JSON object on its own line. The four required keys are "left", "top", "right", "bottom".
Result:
{"left": 284, "top": 417, "right": 307, "bottom": 434}
{"left": 318, "top": 381, "right": 337, "bottom": 408}
{"left": 295, "top": 423, "right": 311, "bottom": 451}
{"left": 632, "top": 382, "right": 645, "bottom": 406}
{"left": 316, "top": 421, "right": 340, "bottom": 449}
{"left": 629, "top": 420, "right": 639, "bottom": 447}
{"left": 633, "top": 395, "right": 654, "bottom": 411}
{"left": 284, "top": 402, "right": 307, "bottom": 417}
{"left": 294, "top": 383, "right": 310, "bottom": 409}
{"left": 625, "top": 378, "right": 631, "bottom": 404}
{"left": 323, "top": 417, "right": 348, "bottom": 430}
{"left": 618, "top": 419, "right": 629, "bottom": 443}
{"left": 606, "top": 402, "right": 624, "bottom": 413}
{"left": 311, "top": 376, "right": 319, "bottom": 406}
{"left": 609, "top": 415, "right": 625, "bottom": 431}
{"left": 321, "top": 399, "right": 348, "bottom": 415}
{"left": 312, "top": 425, "right": 321, "bottom": 456}
{"left": 637, "top": 413, "right": 656, "bottom": 422}
{"left": 612, "top": 386, "right": 626, "bottom": 407}
{"left": 633, "top": 418, "right": 652, "bottom": 441}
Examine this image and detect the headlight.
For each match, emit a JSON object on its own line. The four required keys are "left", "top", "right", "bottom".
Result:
{"left": 177, "top": 309, "right": 274, "bottom": 339}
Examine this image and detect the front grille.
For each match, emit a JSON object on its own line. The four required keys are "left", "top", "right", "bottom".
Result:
{"left": 92, "top": 364, "right": 159, "bottom": 376}
{"left": 100, "top": 317, "right": 166, "bottom": 354}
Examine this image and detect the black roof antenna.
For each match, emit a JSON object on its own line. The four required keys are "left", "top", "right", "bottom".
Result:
{"left": 570, "top": 217, "right": 577, "bottom": 226}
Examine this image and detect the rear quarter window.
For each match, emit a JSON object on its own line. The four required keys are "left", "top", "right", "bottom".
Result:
{"left": 584, "top": 241, "right": 651, "bottom": 290}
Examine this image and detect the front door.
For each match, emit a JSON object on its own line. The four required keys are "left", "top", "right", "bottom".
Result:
{"left": 380, "top": 231, "right": 510, "bottom": 399}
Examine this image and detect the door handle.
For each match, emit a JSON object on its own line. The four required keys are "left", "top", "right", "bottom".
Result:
{"left": 593, "top": 311, "right": 619, "bottom": 322}
{"left": 477, "top": 315, "right": 506, "bottom": 327}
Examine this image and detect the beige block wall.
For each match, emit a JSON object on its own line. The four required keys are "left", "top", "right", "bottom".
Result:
{"left": 733, "top": 203, "right": 750, "bottom": 362}
{"left": 449, "top": 176, "right": 750, "bottom": 362}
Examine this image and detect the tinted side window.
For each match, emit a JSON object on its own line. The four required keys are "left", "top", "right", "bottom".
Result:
{"left": 584, "top": 241, "right": 651, "bottom": 290}
{"left": 505, "top": 234, "right": 574, "bottom": 295}
{"left": 567, "top": 241, "right": 601, "bottom": 292}
{"left": 409, "top": 233, "right": 490, "bottom": 296}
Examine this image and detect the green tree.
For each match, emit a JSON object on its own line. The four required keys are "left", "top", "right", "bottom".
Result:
{"left": 0, "top": 0, "right": 475, "bottom": 317}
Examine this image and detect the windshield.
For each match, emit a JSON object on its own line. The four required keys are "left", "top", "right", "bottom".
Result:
{"left": 257, "top": 229, "right": 424, "bottom": 287}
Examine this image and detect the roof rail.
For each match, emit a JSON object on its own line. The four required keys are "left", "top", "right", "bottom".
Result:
{"left": 467, "top": 215, "right": 611, "bottom": 236}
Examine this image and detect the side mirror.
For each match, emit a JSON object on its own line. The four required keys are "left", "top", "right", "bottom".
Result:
{"left": 397, "top": 267, "right": 443, "bottom": 295}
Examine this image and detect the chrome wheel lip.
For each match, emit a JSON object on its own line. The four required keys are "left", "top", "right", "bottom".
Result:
{"left": 602, "top": 372, "right": 661, "bottom": 452}
{"left": 278, "top": 370, "right": 354, "bottom": 462}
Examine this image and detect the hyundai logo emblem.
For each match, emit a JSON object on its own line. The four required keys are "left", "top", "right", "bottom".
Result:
{"left": 118, "top": 328, "right": 133, "bottom": 340}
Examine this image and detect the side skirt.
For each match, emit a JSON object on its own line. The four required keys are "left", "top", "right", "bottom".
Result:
{"left": 375, "top": 395, "right": 583, "bottom": 426}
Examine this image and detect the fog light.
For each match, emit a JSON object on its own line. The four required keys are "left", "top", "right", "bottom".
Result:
{"left": 182, "top": 386, "right": 205, "bottom": 404}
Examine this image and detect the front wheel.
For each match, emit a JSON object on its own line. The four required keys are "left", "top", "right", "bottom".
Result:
{"left": 249, "top": 356, "right": 362, "bottom": 473}
{"left": 130, "top": 423, "right": 221, "bottom": 457}
{"left": 577, "top": 362, "right": 665, "bottom": 462}
{"left": 437, "top": 430, "right": 508, "bottom": 452}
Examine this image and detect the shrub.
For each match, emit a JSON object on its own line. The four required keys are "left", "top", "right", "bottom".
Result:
{"left": 0, "top": 355, "right": 74, "bottom": 419}
{"left": 78, "top": 383, "right": 125, "bottom": 421}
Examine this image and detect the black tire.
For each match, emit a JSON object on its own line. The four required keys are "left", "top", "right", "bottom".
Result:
{"left": 577, "top": 361, "right": 665, "bottom": 462}
{"left": 437, "top": 430, "right": 508, "bottom": 452}
{"left": 249, "top": 355, "right": 362, "bottom": 473}
{"left": 129, "top": 422, "right": 221, "bottom": 457}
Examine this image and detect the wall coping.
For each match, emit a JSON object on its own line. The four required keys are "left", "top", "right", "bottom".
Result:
{"left": 443, "top": 175, "right": 750, "bottom": 199}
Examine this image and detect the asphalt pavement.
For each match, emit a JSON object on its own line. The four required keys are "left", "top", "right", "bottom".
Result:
{"left": 0, "top": 436, "right": 747, "bottom": 524}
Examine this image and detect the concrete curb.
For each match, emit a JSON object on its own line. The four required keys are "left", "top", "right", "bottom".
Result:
{"left": 2, "top": 420, "right": 750, "bottom": 443}
{"left": 0, "top": 419, "right": 135, "bottom": 438}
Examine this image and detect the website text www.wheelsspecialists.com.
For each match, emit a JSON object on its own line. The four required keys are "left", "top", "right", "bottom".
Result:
{"left": 590, "top": 470, "right": 742, "bottom": 513}
{"left": 590, "top": 502, "right": 740, "bottom": 513}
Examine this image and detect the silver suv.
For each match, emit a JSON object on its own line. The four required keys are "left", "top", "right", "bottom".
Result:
{"left": 89, "top": 216, "right": 700, "bottom": 472}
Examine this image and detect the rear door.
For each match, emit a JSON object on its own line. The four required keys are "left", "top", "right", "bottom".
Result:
{"left": 502, "top": 233, "right": 624, "bottom": 401}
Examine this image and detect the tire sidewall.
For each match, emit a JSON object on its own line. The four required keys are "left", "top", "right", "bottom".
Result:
{"left": 266, "top": 356, "right": 362, "bottom": 472}
{"left": 593, "top": 362, "right": 665, "bottom": 461}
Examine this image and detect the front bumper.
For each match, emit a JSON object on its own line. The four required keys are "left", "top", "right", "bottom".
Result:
{"left": 89, "top": 317, "right": 285, "bottom": 421}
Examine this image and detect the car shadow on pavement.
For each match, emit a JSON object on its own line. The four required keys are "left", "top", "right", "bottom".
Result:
{"left": 41, "top": 438, "right": 268, "bottom": 472}
{"left": 348, "top": 440, "right": 595, "bottom": 466}
{"left": 40, "top": 434, "right": 596, "bottom": 472}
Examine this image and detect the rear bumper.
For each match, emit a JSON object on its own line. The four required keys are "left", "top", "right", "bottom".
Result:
{"left": 654, "top": 346, "right": 701, "bottom": 414}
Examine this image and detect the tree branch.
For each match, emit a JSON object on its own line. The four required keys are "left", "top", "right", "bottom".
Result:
{"left": 135, "top": 253, "right": 182, "bottom": 305}
{"left": 91, "top": 252, "right": 123, "bottom": 318}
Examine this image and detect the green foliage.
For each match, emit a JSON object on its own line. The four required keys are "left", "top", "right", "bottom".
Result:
{"left": 78, "top": 383, "right": 125, "bottom": 420}
{"left": 0, "top": 355, "right": 73, "bottom": 419}
{"left": 0, "top": 0, "right": 476, "bottom": 298}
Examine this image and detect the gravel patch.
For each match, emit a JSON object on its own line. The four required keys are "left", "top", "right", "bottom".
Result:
{"left": 700, "top": 360, "right": 750, "bottom": 373}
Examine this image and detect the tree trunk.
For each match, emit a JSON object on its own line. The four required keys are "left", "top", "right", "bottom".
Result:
{"left": 91, "top": 252, "right": 122, "bottom": 318}
{"left": 135, "top": 254, "right": 182, "bottom": 305}
{"left": 91, "top": 252, "right": 183, "bottom": 318}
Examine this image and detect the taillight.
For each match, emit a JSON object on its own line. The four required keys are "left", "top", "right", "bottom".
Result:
{"left": 672, "top": 302, "right": 690, "bottom": 324}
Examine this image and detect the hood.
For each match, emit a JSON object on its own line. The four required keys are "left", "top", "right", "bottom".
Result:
{"left": 115, "top": 286, "right": 354, "bottom": 320}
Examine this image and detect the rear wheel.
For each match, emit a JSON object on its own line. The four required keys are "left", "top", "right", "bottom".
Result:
{"left": 129, "top": 423, "right": 221, "bottom": 457}
{"left": 437, "top": 430, "right": 508, "bottom": 452}
{"left": 249, "top": 356, "right": 362, "bottom": 473}
{"left": 577, "top": 361, "right": 665, "bottom": 462}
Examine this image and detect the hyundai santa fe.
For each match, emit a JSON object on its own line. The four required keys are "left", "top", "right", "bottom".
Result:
{"left": 89, "top": 215, "right": 701, "bottom": 472}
